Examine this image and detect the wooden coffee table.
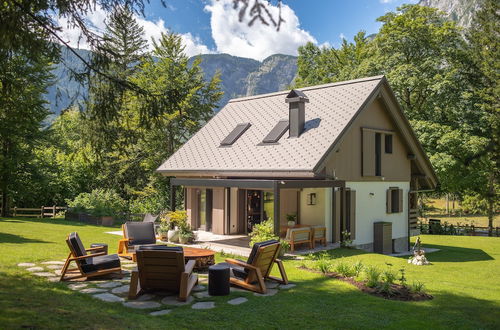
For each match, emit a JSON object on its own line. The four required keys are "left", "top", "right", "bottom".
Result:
{"left": 131, "top": 246, "right": 215, "bottom": 270}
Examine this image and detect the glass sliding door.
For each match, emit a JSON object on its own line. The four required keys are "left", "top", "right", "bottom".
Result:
{"left": 198, "top": 189, "right": 207, "bottom": 230}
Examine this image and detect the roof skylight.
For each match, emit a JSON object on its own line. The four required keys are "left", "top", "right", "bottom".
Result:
{"left": 220, "top": 123, "right": 251, "bottom": 146}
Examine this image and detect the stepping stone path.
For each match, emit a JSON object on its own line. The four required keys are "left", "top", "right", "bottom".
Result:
{"left": 264, "top": 281, "right": 280, "bottom": 289}
{"left": 46, "top": 265, "right": 62, "bottom": 270}
{"left": 111, "top": 285, "right": 130, "bottom": 294}
{"left": 193, "top": 291, "right": 211, "bottom": 299}
{"left": 150, "top": 309, "right": 172, "bottom": 316}
{"left": 253, "top": 289, "right": 278, "bottom": 297}
{"left": 80, "top": 288, "right": 108, "bottom": 294}
{"left": 42, "top": 261, "right": 65, "bottom": 265}
{"left": 53, "top": 270, "right": 62, "bottom": 276}
{"left": 279, "top": 284, "right": 296, "bottom": 290}
{"left": 46, "top": 277, "right": 59, "bottom": 282}
{"left": 68, "top": 283, "right": 88, "bottom": 290}
{"left": 26, "top": 267, "right": 44, "bottom": 272}
{"left": 192, "top": 285, "right": 206, "bottom": 292}
{"left": 93, "top": 293, "right": 124, "bottom": 303}
{"left": 33, "top": 272, "right": 57, "bottom": 277}
{"left": 123, "top": 301, "right": 161, "bottom": 309}
{"left": 230, "top": 287, "right": 249, "bottom": 293}
{"left": 136, "top": 294, "right": 156, "bottom": 301}
{"left": 191, "top": 302, "right": 215, "bottom": 310}
{"left": 227, "top": 297, "right": 248, "bottom": 305}
{"left": 161, "top": 295, "right": 194, "bottom": 306}
{"left": 97, "top": 282, "right": 122, "bottom": 288}
{"left": 17, "top": 263, "right": 35, "bottom": 267}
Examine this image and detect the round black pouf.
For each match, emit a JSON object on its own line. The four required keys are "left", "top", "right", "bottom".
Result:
{"left": 90, "top": 243, "right": 108, "bottom": 255}
{"left": 208, "top": 264, "right": 230, "bottom": 296}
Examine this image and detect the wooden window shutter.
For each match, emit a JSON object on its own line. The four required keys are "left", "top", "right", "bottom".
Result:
{"left": 348, "top": 190, "right": 356, "bottom": 240}
{"left": 386, "top": 188, "right": 392, "bottom": 214}
{"left": 398, "top": 189, "right": 404, "bottom": 213}
{"left": 362, "top": 129, "right": 376, "bottom": 176}
{"left": 333, "top": 189, "right": 342, "bottom": 243}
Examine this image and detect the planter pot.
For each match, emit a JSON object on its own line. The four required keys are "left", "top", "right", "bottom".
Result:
{"left": 158, "top": 233, "right": 168, "bottom": 241}
{"left": 178, "top": 235, "right": 189, "bottom": 244}
{"left": 100, "top": 216, "right": 114, "bottom": 227}
{"left": 288, "top": 221, "right": 296, "bottom": 227}
{"left": 167, "top": 229, "right": 179, "bottom": 242}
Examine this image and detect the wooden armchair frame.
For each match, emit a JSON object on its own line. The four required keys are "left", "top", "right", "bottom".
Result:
{"left": 286, "top": 228, "right": 313, "bottom": 252}
{"left": 311, "top": 226, "right": 327, "bottom": 248}
{"left": 60, "top": 235, "right": 122, "bottom": 281}
{"left": 225, "top": 242, "right": 288, "bottom": 294}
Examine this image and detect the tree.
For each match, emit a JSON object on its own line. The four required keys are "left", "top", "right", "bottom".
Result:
{"left": 0, "top": 51, "right": 53, "bottom": 215}
{"left": 466, "top": 0, "right": 499, "bottom": 235}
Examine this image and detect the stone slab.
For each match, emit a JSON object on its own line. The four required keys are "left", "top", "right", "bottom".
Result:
{"left": 254, "top": 289, "right": 278, "bottom": 297}
{"left": 18, "top": 263, "right": 36, "bottom": 267}
{"left": 136, "top": 293, "right": 156, "bottom": 301}
{"left": 46, "top": 265, "right": 62, "bottom": 270}
{"left": 33, "top": 272, "right": 56, "bottom": 277}
{"left": 111, "top": 285, "right": 130, "bottom": 294}
{"left": 191, "top": 301, "right": 215, "bottom": 310}
{"left": 80, "top": 288, "right": 108, "bottom": 294}
{"left": 93, "top": 293, "right": 124, "bottom": 302}
{"left": 279, "top": 284, "right": 296, "bottom": 290}
{"left": 123, "top": 301, "right": 161, "bottom": 309}
{"left": 230, "top": 287, "right": 249, "bottom": 293}
{"left": 150, "top": 309, "right": 172, "bottom": 316}
{"left": 193, "top": 291, "right": 211, "bottom": 299}
{"left": 54, "top": 270, "right": 62, "bottom": 276}
{"left": 264, "top": 281, "right": 280, "bottom": 289}
{"left": 227, "top": 297, "right": 248, "bottom": 305}
{"left": 97, "top": 282, "right": 122, "bottom": 288}
{"left": 161, "top": 295, "right": 193, "bottom": 306}
{"left": 68, "top": 283, "right": 88, "bottom": 290}
{"left": 41, "top": 261, "right": 65, "bottom": 265}
{"left": 46, "top": 277, "right": 60, "bottom": 282}
{"left": 192, "top": 284, "right": 207, "bottom": 292}
{"left": 26, "top": 267, "right": 44, "bottom": 272}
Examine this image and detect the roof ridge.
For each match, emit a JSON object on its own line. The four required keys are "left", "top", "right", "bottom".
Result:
{"left": 228, "top": 75, "right": 385, "bottom": 104}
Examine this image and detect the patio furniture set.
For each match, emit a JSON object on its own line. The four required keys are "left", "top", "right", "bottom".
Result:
{"left": 60, "top": 221, "right": 289, "bottom": 302}
{"left": 283, "top": 225, "right": 327, "bottom": 252}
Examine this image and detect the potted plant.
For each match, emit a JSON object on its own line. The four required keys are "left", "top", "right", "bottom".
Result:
{"left": 157, "top": 223, "right": 169, "bottom": 241}
{"left": 286, "top": 213, "right": 297, "bottom": 227}
{"left": 178, "top": 223, "right": 194, "bottom": 244}
{"left": 160, "top": 210, "right": 188, "bottom": 243}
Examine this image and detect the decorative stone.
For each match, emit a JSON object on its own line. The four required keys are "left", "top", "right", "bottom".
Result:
{"left": 97, "top": 282, "right": 122, "bottom": 288}
{"left": 54, "top": 270, "right": 62, "bottom": 276}
{"left": 46, "top": 265, "right": 62, "bottom": 270}
{"left": 161, "top": 295, "right": 194, "bottom": 306}
{"left": 123, "top": 301, "right": 161, "bottom": 309}
{"left": 68, "top": 283, "right": 88, "bottom": 290}
{"left": 46, "top": 277, "right": 60, "bottom": 282}
{"left": 279, "top": 284, "right": 296, "bottom": 290}
{"left": 192, "top": 284, "right": 206, "bottom": 292}
{"left": 408, "top": 252, "right": 431, "bottom": 266}
{"left": 136, "top": 293, "right": 156, "bottom": 301}
{"left": 227, "top": 297, "right": 248, "bottom": 305}
{"left": 18, "top": 263, "right": 36, "bottom": 267}
{"left": 193, "top": 291, "right": 210, "bottom": 299}
{"left": 93, "top": 293, "right": 124, "bottom": 302}
{"left": 26, "top": 267, "right": 44, "bottom": 272}
{"left": 80, "top": 288, "right": 108, "bottom": 294}
{"left": 42, "top": 261, "right": 65, "bottom": 265}
{"left": 150, "top": 309, "right": 172, "bottom": 316}
{"left": 191, "top": 301, "right": 215, "bottom": 310}
{"left": 33, "top": 272, "right": 57, "bottom": 277}
{"left": 264, "top": 281, "right": 280, "bottom": 289}
{"left": 254, "top": 289, "right": 278, "bottom": 297}
{"left": 111, "top": 285, "right": 130, "bottom": 294}
{"left": 230, "top": 287, "right": 249, "bottom": 293}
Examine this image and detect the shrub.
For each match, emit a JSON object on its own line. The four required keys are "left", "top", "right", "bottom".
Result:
{"left": 67, "top": 189, "right": 126, "bottom": 217}
{"left": 364, "top": 266, "right": 381, "bottom": 288}
{"left": 352, "top": 260, "right": 364, "bottom": 277}
{"left": 382, "top": 269, "right": 397, "bottom": 285}
{"left": 411, "top": 281, "right": 425, "bottom": 293}
{"left": 160, "top": 210, "right": 188, "bottom": 230}
{"left": 248, "top": 219, "right": 289, "bottom": 254}
{"left": 340, "top": 230, "right": 353, "bottom": 248}
{"left": 316, "top": 258, "right": 333, "bottom": 274}
{"left": 335, "top": 259, "right": 355, "bottom": 277}
{"left": 398, "top": 267, "right": 407, "bottom": 287}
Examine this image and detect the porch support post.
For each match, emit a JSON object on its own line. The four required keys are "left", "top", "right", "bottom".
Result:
{"left": 170, "top": 182, "right": 176, "bottom": 211}
{"left": 273, "top": 181, "right": 280, "bottom": 236}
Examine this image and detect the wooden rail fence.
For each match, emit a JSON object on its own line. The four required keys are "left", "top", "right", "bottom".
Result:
{"left": 0, "top": 206, "right": 67, "bottom": 218}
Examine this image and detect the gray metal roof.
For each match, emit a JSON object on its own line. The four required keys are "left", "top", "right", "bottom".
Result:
{"left": 157, "top": 76, "right": 384, "bottom": 176}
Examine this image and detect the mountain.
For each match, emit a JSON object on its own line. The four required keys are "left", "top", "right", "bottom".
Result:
{"left": 45, "top": 51, "right": 297, "bottom": 116}
{"left": 419, "top": 0, "right": 484, "bottom": 27}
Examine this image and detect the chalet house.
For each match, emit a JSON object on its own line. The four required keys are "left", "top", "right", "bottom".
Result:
{"left": 157, "top": 76, "right": 437, "bottom": 252}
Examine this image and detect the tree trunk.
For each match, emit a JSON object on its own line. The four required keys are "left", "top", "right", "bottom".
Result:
{"left": 0, "top": 141, "right": 10, "bottom": 217}
{"left": 487, "top": 173, "right": 495, "bottom": 236}
{"left": 446, "top": 194, "right": 449, "bottom": 215}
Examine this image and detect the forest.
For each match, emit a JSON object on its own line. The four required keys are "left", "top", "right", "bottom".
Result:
{"left": 0, "top": 2, "right": 498, "bottom": 229}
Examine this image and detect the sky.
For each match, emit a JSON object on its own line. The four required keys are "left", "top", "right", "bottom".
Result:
{"left": 58, "top": 0, "right": 418, "bottom": 61}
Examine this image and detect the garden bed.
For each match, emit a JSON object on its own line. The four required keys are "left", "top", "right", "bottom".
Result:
{"left": 300, "top": 266, "right": 433, "bottom": 302}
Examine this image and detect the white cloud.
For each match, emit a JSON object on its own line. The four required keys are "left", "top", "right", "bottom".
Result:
{"left": 380, "top": 0, "right": 394, "bottom": 3}
{"left": 204, "top": 0, "right": 316, "bottom": 61}
{"left": 339, "top": 33, "right": 346, "bottom": 40}
{"left": 56, "top": 7, "right": 212, "bottom": 57}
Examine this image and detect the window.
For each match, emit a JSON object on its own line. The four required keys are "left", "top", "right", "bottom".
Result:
{"left": 262, "top": 120, "right": 289, "bottom": 143}
{"left": 375, "top": 133, "right": 382, "bottom": 176}
{"left": 387, "top": 187, "right": 403, "bottom": 213}
{"left": 385, "top": 134, "right": 393, "bottom": 154}
{"left": 220, "top": 123, "right": 251, "bottom": 146}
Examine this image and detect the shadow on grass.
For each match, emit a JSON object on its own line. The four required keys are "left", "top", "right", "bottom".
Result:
{"left": 0, "top": 232, "right": 50, "bottom": 244}
{"left": 417, "top": 244, "right": 494, "bottom": 262}
{"left": 0, "top": 217, "right": 123, "bottom": 229}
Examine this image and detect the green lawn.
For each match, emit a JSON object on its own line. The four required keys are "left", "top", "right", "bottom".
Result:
{"left": 1, "top": 217, "right": 499, "bottom": 329}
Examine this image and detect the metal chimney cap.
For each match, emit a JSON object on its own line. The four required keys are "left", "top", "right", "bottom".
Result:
{"left": 285, "top": 89, "right": 309, "bottom": 103}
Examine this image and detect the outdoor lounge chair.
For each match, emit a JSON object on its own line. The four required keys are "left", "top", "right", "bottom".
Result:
{"left": 117, "top": 221, "right": 158, "bottom": 259}
{"left": 285, "top": 227, "right": 312, "bottom": 252}
{"left": 311, "top": 226, "right": 327, "bottom": 248}
{"left": 128, "top": 245, "right": 198, "bottom": 301}
{"left": 60, "top": 232, "right": 122, "bottom": 281}
{"left": 222, "top": 240, "right": 288, "bottom": 294}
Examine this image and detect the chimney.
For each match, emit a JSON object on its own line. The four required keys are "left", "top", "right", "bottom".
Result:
{"left": 285, "top": 89, "right": 309, "bottom": 138}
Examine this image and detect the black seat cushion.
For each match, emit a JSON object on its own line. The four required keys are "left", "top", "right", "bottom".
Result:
{"left": 246, "top": 239, "right": 279, "bottom": 264}
{"left": 137, "top": 245, "right": 183, "bottom": 252}
{"left": 81, "top": 254, "right": 121, "bottom": 273}
{"left": 217, "top": 262, "right": 247, "bottom": 279}
{"left": 68, "top": 232, "right": 89, "bottom": 265}
{"left": 125, "top": 222, "right": 156, "bottom": 245}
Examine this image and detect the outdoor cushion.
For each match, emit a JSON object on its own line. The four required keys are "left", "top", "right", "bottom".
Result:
{"left": 287, "top": 227, "right": 311, "bottom": 241}
{"left": 81, "top": 254, "right": 121, "bottom": 273}
{"left": 124, "top": 222, "right": 156, "bottom": 245}
{"left": 68, "top": 232, "right": 89, "bottom": 265}
{"left": 137, "top": 245, "right": 183, "bottom": 252}
{"left": 311, "top": 226, "right": 326, "bottom": 238}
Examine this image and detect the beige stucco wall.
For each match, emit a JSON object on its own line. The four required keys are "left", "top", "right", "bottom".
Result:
{"left": 324, "top": 98, "right": 411, "bottom": 182}
{"left": 299, "top": 188, "right": 326, "bottom": 226}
